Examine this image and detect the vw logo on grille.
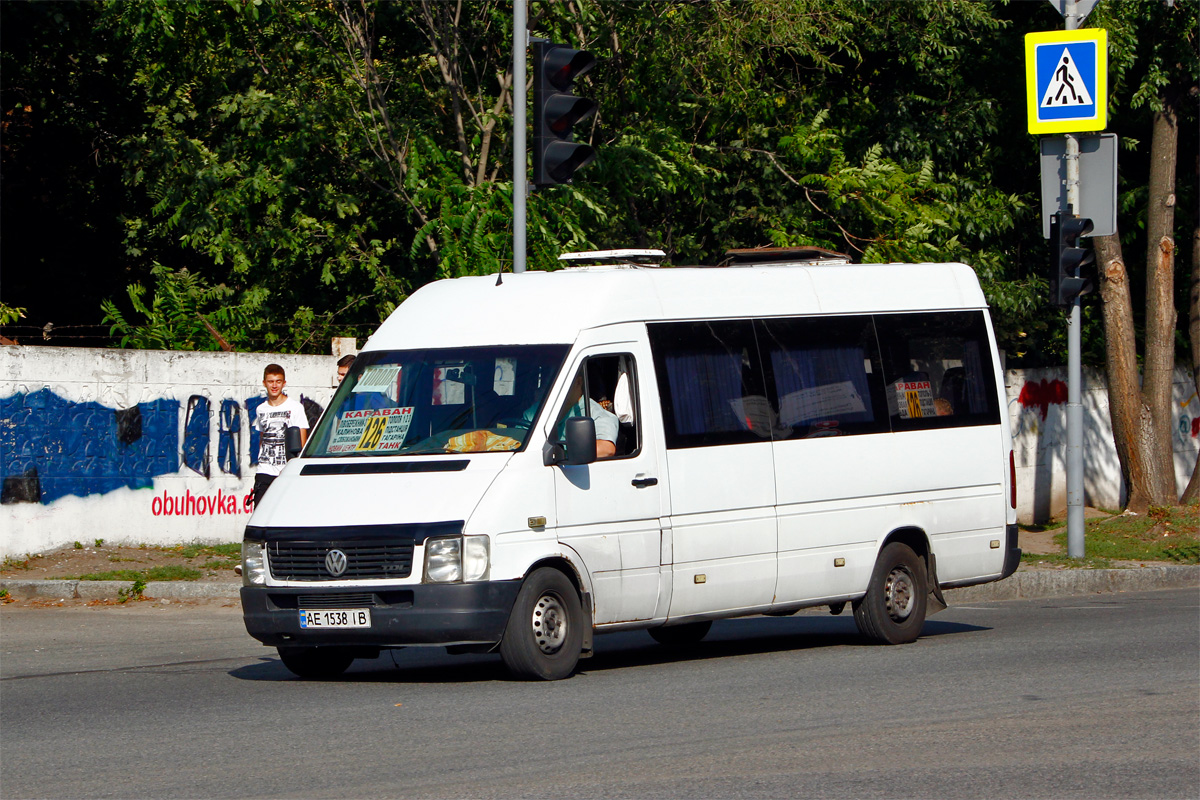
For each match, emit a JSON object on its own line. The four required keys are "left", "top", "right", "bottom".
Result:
{"left": 324, "top": 549, "right": 348, "bottom": 577}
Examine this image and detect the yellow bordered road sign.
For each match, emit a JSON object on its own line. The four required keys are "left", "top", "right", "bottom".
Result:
{"left": 1025, "top": 29, "right": 1107, "bottom": 134}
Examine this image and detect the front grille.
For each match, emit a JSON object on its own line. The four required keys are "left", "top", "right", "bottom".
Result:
{"left": 296, "top": 593, "right": 377, "bottom": 608}
{"left": 268, "top": 541, "right": 414, "bottom": 581}
{"left": 268, "top": 590, "right": 414, "bottom": 610}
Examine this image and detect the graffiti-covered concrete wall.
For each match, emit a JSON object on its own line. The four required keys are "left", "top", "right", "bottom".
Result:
{"left": 1006, "top": 366, "right": 1198, "bottom": 521}
{"left": 2, "top": 348, "right": 1198, "bottom": 557}
{"left": 1, "top": 346, "right": 342, "bottom": 558}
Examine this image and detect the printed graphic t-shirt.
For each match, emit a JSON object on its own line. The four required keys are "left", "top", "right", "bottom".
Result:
{"left": 254, "top": 396, "right": 310, "bottom": 477}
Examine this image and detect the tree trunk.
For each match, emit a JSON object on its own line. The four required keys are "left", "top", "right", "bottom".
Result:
{"left": 1143, "top": 101, "right": 1180, "bottom": 504}
{"left": 1096, "top": 233, "right": 1164, "bottom": 513}
{"left": 1100, "top": 96, "right": 1183, "bottom": 512}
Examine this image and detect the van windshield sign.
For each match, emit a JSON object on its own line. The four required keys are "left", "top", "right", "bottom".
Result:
{"left": 353, "top": 365, "right": 402, "bottom": 402}
{"left": 328, "top": 407, "right": 415, "bottom": 454}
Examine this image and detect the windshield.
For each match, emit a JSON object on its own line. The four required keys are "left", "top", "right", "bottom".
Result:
{"left": 306, "top": 345, "right": 569, "bottom": 457}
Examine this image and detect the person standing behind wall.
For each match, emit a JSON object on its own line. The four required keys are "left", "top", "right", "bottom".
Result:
{"left": 254, "top": 363, "right": 309, "bottom": 507}
{"left": 336, "top": 353, "right": 356, "bottom": 385}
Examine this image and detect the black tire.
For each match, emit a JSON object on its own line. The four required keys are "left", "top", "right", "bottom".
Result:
{"left": 277, "top": 646, "right": 355, "bottom": 679}
{"left": 499, "top": 568, "right": 584, "bottom": 680}
{"left": 648, "top": 620, "right": 712, "bottom": 646}
{"left": 853, "top": 542, "right": 928, "bottom": 645}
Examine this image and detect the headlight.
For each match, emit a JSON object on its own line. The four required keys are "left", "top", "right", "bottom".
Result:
{"left": 242, "top": 540, "right": 266, "bottom": 586}
{"left": 424, "top": 537, "right": 461, "bottom": 583}
{"left": 423, "top": 535, "right": 490, "bottom": 583}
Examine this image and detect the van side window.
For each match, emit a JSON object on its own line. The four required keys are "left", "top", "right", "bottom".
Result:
{"left": 648, "top": 321, "right": 770, "bottom": 449}
{"left": 874, "top": 311, "right": 1001, "bottom": 430}
{"left": 551, "top": 354, "right": 640, "bottom": 459}
{"left": 756, "top": 315, "right": 888, "bottom": 438}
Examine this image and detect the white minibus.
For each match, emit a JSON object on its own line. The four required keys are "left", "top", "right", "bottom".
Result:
{"left": 241, "top": 249, "right": 1019, "bottom": 680}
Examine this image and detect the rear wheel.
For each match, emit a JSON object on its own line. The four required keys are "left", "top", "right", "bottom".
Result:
{"left": 277, "top": 646, "right": 355, "bottom": 679}
{"left": 648, "top": 621, "right": 712, "bottom": 646}
{"left": 853, "top": 542, "right": 927, "bottom": 645}
{"left": 499, "top": 568, "right": 584, "bottom": 680}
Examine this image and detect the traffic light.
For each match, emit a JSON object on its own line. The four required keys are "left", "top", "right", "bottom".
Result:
{"left": 532, "top": 41, "right": 597, "bottom": 187}
{"left": 1051, "top": 214, "right": 1095, "bottom": 306}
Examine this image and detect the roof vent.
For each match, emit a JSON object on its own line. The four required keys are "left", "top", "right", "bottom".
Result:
{"left": 558, "top": 249, "right": 666, "bottom": 268}
{"left": 723, "top": 246, "right": 850, "bottom": 266}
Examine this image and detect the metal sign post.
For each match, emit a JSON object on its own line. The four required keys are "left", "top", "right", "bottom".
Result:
{"left": 512, "top": 0, "right": 527, "bottom": 273}
{"left": 1063, "top": 2, "right": 1084, "bottom": 560}
{"left": 1064, "top": 131, "right": 1086, "bottom": 559}
{"left": 1027, "top": 0, "right": 1108, "bottom": 558}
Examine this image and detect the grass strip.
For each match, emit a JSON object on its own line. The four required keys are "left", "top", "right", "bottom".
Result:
{"left": 1021, "top": 504, "right": 1199, "bottom": 567}
{"left": 63, "top": 565, "right": 203, "bottom": 582}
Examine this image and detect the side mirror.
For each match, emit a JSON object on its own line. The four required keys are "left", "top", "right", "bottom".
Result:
{"left": 563, "top": 416, "right": 596, "bottom": 466}
{"left": 285, "top": 426, "right": 304, "bottom": 460}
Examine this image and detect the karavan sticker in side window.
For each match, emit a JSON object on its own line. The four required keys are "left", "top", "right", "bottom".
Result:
{"left": 893, "top": 379, "right": 934, "bottom": 419}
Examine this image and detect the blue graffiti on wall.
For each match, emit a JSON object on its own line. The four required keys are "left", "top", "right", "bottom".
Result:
{"left": 246, "top": 395, "right": 267, "bottom": 467}
{"left": 184, "top": 395, "right": 210, "bottom": 478}
{"left": 219, "top": 398, "right": 242, "bottom": 477}
{"left": 0, "top": 388, "right": 180, "bottom": 504}
{"left": 0, "top": 389, "right": 324, "bottom": 505}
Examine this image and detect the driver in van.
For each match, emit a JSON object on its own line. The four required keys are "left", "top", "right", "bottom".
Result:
{"left": 527, "top": 370, "right": 619, "bottom": 459}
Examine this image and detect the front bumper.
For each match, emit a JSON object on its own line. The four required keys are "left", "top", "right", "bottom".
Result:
{"left": 241, "top": 580, "right": 522, "bottom": 648}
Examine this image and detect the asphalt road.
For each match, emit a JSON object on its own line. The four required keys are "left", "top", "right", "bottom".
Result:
{"left": 2, "top": 589, "right": 1197, "bottom": 800}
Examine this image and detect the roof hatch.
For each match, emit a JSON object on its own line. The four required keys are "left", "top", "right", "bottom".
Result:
{"left": 723, "top": 246, "right": 850, "bottom": 266}
{"left": 558, "top": 249, "right": 667, "bottom": 268}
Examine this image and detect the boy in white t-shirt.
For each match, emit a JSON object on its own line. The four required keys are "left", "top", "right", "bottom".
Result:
{"left": 253, "top": 363, "right": 309, "bottom": 507}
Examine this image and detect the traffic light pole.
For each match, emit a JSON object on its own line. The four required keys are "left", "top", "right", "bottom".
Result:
{"left": 1064, "top": 0, "right": 1085, "bottom": 558}
{"left": 512, "top": 0, "right": 527, "bottom": 274}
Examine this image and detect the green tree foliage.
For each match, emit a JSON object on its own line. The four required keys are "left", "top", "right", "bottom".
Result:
{"left": 100, "top": 263, "right": 251, "bottom": 351}
{"left": 1, "top": 0, "right": 1191, "bottom": 372}
{"left": 573, "top": 1, "right": 1042, "bottom": 351}
{"left": 0, "top": 304, "right": 26, "bottom": 327}
{"left": 102, "top": 0, "right": 399, "bottom": 349}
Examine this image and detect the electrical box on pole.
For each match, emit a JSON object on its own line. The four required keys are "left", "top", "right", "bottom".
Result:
{"left": 1051, "top": 214, "right": 1095, "bottom": 306}
{"left": 532, "top": 41, "right": 597, "bottom": 187}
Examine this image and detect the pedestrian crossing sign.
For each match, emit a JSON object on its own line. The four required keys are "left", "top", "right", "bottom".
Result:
{"left": 1025, "top": 29, "right": 1107, "bottom": 134}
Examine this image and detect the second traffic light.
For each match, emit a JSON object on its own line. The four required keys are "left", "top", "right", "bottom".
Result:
{"left": 532, "top": 41, "right": 597, "bottom": 187}
{"left": 1051, "top": 214, "right": 1095, "bottom": 306}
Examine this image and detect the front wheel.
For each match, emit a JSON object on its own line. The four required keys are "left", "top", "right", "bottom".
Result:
{"left": 499, "top": 568, "right": 584, "bottom": 680}
{"left": 277, "top": 646, "right": 355, "bottom": 679}
{"left": 853, "top": 542, "right": 927, "bottom": 645}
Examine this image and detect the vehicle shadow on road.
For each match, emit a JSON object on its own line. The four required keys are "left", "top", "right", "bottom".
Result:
{"left": 579, "top": 615, "right": 989, "bottom": 675}
{"left": 228, "top": 651, "right": 506, "bottom": 683}
{"left": 227, "top": 615, "right": 988, "bottom": 684}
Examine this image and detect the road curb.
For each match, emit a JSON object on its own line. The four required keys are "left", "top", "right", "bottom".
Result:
{"left": 1, "top": 579, "right": 240, "bottom": 602}
{"left": 944, "top": 564, "right": 1200, "bottom": 602}
{"left": 3, "top": 565, "right": 1197, "bottom": 605}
